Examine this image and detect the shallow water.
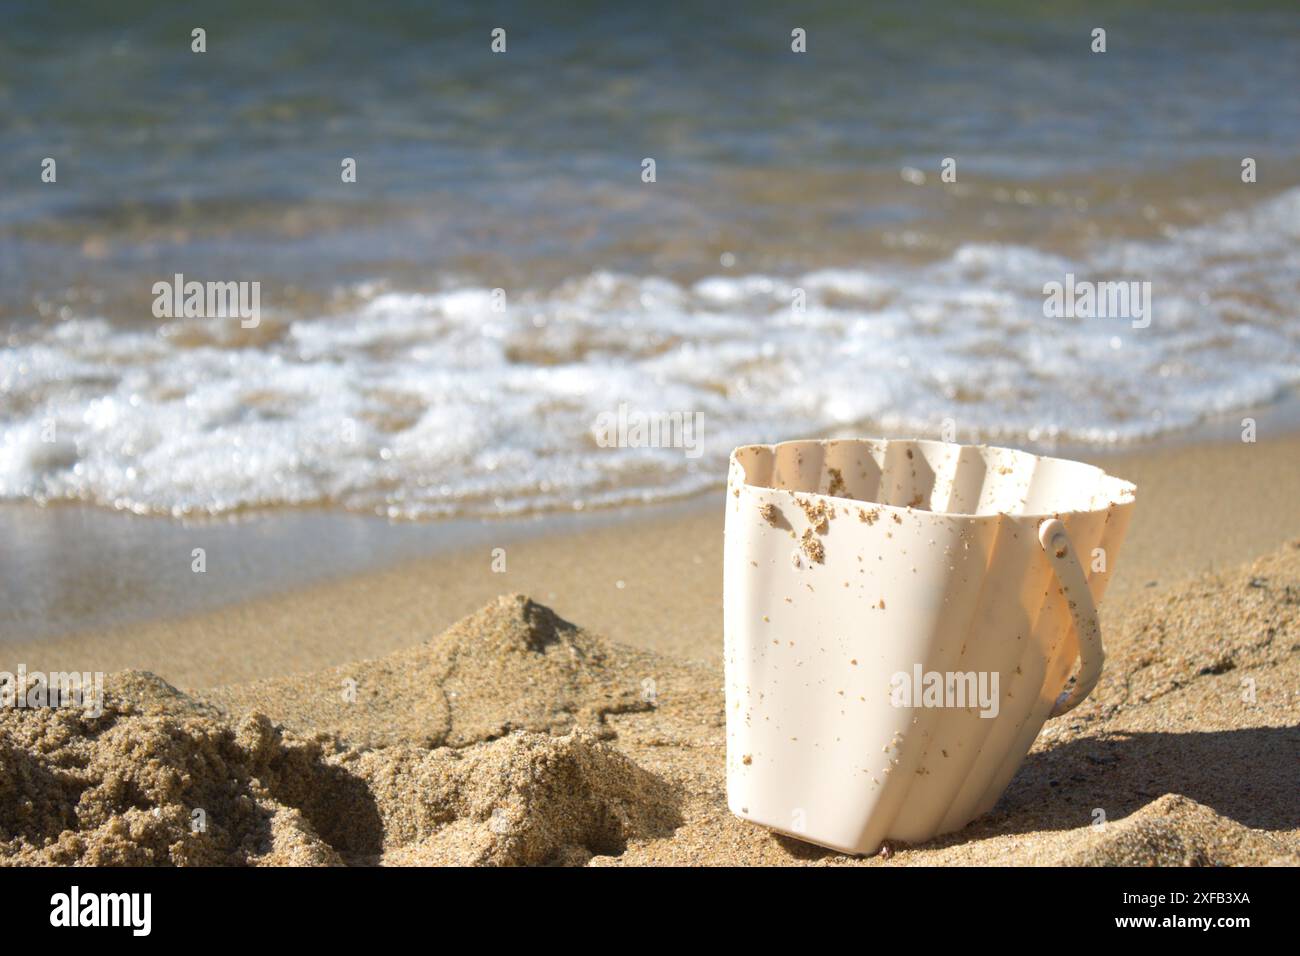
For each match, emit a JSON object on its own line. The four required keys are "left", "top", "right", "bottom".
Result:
{"left": 2, "top": 1, "right": 1298, "bottom": 518}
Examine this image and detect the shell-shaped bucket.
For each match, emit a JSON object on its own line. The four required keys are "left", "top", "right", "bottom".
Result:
{"left": 724, "top": 438, "right": 1136, "bottom": 856}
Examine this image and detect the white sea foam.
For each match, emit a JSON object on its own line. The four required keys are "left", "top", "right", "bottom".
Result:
{"left": 2, "top": 190, "right": 1298, "bottom": 518}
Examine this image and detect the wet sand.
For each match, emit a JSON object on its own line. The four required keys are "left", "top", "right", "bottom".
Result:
{"left": 5, "top": 434, "right": 1298, "bottom": 686}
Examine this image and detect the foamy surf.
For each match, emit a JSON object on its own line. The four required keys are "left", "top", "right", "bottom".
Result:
{"left": 2, "top": 189, "right": 1298, "bottom": 519}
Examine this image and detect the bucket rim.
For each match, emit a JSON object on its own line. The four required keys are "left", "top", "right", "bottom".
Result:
{"left": 729, "top": 436, "right": 1136, "bottom": 522}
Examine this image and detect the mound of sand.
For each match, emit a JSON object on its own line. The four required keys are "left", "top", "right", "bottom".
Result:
{"left": 203, "top": 594, "right": 653, "bottom": 749}
{"left": 0, "top": 684, "right": 680, "bottom": 866}
{"left": 1050, "top": 794, "right": 1296, "bottom": 866}
{"left": 0, "top": 599, "right": 682, "bottom": 867}
{"left": 351, "top": 732, "right": 681, "bottom": 865}
{"left": 0, "top": 685, "right": 340, "bottom": 866}
{"left": 3, "top": 546, "right": 1297, "bottom": 867}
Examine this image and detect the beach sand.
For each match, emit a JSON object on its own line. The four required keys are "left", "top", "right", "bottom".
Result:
{"left": 1, "top": 435, "right": 1298, "bottom": 865}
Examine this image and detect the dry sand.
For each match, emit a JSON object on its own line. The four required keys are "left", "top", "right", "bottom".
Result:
{"left": 1, "top": 435, "right": 1297, "bottom": 865}
{"left": 2, "top": 546, "right": 1297, "bottom": 866}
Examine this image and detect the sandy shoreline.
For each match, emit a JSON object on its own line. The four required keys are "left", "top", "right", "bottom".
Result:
{"left": 1, "top": 433, "right": 1297, "bottom": 865}
{"left": 5, "top": 433, "right": 1299, "bottom": 686}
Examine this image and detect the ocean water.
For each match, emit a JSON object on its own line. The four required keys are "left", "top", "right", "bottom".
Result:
{"left": 2, "top": 1, "right": 1298, "bottom": 519}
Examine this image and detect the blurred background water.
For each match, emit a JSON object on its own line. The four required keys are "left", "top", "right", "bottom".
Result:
{"left": 1, "top": 0, "right": 1298, "bottom": 518}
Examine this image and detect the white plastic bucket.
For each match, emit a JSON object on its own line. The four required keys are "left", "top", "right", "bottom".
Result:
{"left": 723, "top": 438, "right": 1136, "bottom": 855}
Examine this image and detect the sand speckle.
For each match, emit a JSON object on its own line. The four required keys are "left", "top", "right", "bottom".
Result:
{"left": 795, "top": 496, "right": 834, "bottom": 533}
{"left": 800, "top": 529, "right": 825, "bottom": 564}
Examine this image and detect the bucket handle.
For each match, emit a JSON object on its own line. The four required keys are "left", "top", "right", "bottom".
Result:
{"left": 1038, "top": 518, "right": 1104, "bottom": 718}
